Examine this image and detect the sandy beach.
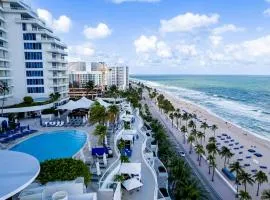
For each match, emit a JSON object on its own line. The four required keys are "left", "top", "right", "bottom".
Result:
{"left": 152, "top": 88, "right": 270, "bottom": 199}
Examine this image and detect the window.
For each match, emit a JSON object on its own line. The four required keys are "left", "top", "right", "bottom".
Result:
{"left": 22, "top": 23, "right": 26, "bottom": 31}
{"left": 27, "top": 79, "right": 44, "bottom": 85}
{"left": 24, "top": 43, "right": 42, "bottom": 50}
{"left": 26, "top": 71, "right": 43, "bottom": 77}
{"left": 27, "top": 87, "right": 44, "bottom": 93}
{"left": 52, "top": 62, "right": 57, "bottom": 67}
{"left": 23, "top": 33, "right": 36, "bottom": 40}
{"left": 24, "top": 52, "right": 42, "bottom": 60}
{"left": 52, "top": 53, "right": 57, "bottom": 59}
{"left": 25, "top": 62, "right": 43, "bottom": 68}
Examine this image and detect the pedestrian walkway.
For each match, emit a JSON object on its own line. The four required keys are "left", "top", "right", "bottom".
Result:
{"left": 122, "top": 114, "right": 156, "bottom": 200}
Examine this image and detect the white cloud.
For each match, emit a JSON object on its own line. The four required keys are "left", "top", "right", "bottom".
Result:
{"left": 134, "top": 35, "right": 158, "bottom": 53}
{"left": 263, "top": 8, "right": 270, "bottom": 16}
{"left": 111, "top": 0, "right": 160, "bottom": 3}
{"left": 68, "top": 43, "right": 95, "bottom": 61}
{"left": 156, "top": 41, "right": 172, "bottom": 58}
{"left": 209, "top": 35, "right": 223, "bottom": 46}
{"left": 175, "top": 44, "right": 197, "bottom": 56}
{"left": 265, "top": 0, "right": 270, "bottom": 3}
{"left": 160, "top": 12, "right": 219, "bottom": 33}
{"left": 212, "top": 24, "right": 245, "bottom": 35}
{"left": 37, "top": 9, "right": 72, "bottom": 33}
{"left": 83, "top": 23, "right": 112, "bottom": 40}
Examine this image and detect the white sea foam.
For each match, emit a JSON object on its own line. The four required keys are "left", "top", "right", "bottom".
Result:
{"left": 136, "top": 78, "right": 270, "bottom": 140}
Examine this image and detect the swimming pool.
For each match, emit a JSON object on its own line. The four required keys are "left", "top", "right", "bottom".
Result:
{"left": 10, "top": 130, "right": 87, "bottom": 162}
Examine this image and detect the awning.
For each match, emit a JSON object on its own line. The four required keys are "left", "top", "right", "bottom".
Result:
{"left": 120, "top": 163, "right": 141, "bottom": 175}
{"left": 57, "top": 97, "right": 94, "bottom": 110}
{"left": 122, "top": 178, "right": 143, "bottom": 191}
{"left": 121, "top": 135, "right": 134, "bottom": 141}
{"left": 96, "top": 98, "right": 111, "bottom": 108}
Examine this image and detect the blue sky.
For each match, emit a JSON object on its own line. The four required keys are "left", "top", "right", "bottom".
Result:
{"left": 28, "top": 0, "right": 270, "bottom": 74}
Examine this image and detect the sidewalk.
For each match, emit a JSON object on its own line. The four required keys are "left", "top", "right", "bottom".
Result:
{"left": 144, "top": 97, "right": 236, "bottom": 200}
{"left": 122, "top": 116, "right": 156, "bottom": 200}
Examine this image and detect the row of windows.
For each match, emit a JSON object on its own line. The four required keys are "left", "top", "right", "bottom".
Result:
{"left": 26, "top": 71, "right": 43, "bottom": 77}
{"left": 24, "top": 43, "right": 42, "bottom": 50}
{"left": 25, "top": 62, "right": 43, "bottom": 68}
{"left": 27, "top": 87, "right": 44, "bottom": 93}
{"left": 23, "top": 33, "right": 36, "bottom": 41}
{"left": 27, "top": 79, "right": 44, "bottom": 85}
{"left": 25, "top": 52, "right": 42, "bottom": 60}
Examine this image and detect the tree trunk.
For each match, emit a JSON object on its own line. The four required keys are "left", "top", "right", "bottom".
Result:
{"left": 257, "top": 183, "right": 260, "bottom": 196}
{"left": 199, "top": 156, "right": 202, "bottom": 166}
{"left": 212, "top": 166, "right": 215, "bottom": 181}
{"left": 224, "top": 157, "right": 227, "bottom": 167}
{"left": 189, "top": 144, "right": 192, "bottom": 154}
{"left": 208, "top": 166, "right": 211, "bottom": 174}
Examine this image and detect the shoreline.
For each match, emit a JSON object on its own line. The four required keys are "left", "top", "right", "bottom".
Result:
{"left": 157, "top": 89, "right": 270, "bottom": 151}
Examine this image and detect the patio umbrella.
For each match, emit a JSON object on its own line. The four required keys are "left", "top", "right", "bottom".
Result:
{"left": 96, "top": 162, "right": 101, "bottom": 176}
{"left": 82, "top": 116, "right": 86, "bottom": 123}
{"left": 103, "top": 153, "right": 107, "bottom": 166}
{"left": 85, "top": 114, "right": 88, "bottom": 120}
{"left": 66, "top": 116, "right": 69, "bottom": 123}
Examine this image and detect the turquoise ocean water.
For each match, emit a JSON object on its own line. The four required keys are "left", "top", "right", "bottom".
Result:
{"left": 132, "top": 75, "right": 270, "bottom": 139}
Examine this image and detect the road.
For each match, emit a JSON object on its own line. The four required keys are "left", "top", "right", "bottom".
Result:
{"left": 142, "top": 93, "right": 236, "bottom": 200}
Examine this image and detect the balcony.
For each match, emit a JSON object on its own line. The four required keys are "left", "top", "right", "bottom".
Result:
{"left": 48, "top": 75, "right": 68, "bottom": 79}
{"left": 46, "top": 48, "right": 68, "bottom": 56}
{"left": 47, "top": 58, "right": 68, "bottom": 64}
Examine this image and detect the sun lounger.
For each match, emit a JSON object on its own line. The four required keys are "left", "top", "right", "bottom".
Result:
{"left": 254, "top": 153, "right": 262, "bottom": 157}
{"left": 246, "top": 156, "right": 252, "bottom": 159}
{"left": 248, "top": 149, "right": 256, "bottom": 153}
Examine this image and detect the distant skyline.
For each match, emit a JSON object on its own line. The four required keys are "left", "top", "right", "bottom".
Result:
{"left": 27, "top": 0, "right": 270, "bottom": 74}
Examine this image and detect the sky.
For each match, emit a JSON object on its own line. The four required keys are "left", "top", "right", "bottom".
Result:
{"left": 26, "top": 0, "right": 270, "bottom": 75}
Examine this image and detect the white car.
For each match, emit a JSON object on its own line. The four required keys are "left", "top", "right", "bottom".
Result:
{"left": 179, "top": 151, "right": 186, "bottom": 157}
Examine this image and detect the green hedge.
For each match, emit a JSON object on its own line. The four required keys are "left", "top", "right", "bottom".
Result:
{"left": 37, "top": 158, "right": 91, "bottom": 185}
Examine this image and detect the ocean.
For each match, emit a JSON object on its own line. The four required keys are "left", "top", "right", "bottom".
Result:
{"left": 132, "top": 75, "right": 270, "bottom": 140}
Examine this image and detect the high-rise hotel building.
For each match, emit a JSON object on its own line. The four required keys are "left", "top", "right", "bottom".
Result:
{"left": 0, "top": 0, "right": 69, "bottom": 106}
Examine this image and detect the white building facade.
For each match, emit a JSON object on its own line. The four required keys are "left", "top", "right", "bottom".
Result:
{"left": 0, "top": 0, "right": 69, "bottom": 106}
{"left": 69, "top": 71, "right": 103, "bottom": 87}
{"left": 107, "top": 65, "right": 129, "bottom": 90}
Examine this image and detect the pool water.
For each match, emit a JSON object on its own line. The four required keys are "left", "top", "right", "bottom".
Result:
{"left": 11, "top": 130, "right": 87, "bottom": 162}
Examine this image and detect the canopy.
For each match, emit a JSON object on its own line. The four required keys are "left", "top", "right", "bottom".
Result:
{"left": 76, "top": 97, "right": 94, "bottom": 109}
{"left": 57, "top": 100, "right": 76, "bottom": 110}
{"left": 0, "top": 150, "right": 40, "bottom": 200}
{"left": 120, "top": 163, "right": 141, "bottom": 176}
{"left": 58, "top": 97, "right": 94, "bottom": 110}
{"left": 121, "top": 134, "right": 134, "bottom": 141}
{"left": 122, "top": 178, "right": 143, "bottom": 191}
{"left": 96, "top": 98, "right": 111, "bottom": 108}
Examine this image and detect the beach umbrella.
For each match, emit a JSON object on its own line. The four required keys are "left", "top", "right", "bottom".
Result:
{"left": 103, "top": 153, "right": 107, "bottom": 166}
{"left": 66, "top": 116, "right": 69, "bottom": 123}
{"left": 96, "top": 161, "right": 101, "bottom": 176}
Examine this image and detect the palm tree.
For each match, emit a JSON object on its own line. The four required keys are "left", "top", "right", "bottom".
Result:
{"left": 0, "top": 81, "right": 9, "bottom": 115}
{"left": 239, "top": 171, "right": 254, "bottom": 192}
{"left": 182, "top": 112, "right": 189, "bottom": 128}
{"left": 84, "top": 80, "right": 95, "bottom": 96}
{"left": 173, "top": 112, "right": 178, "bottom": 128}
{"left": 206, "top": 142, "right": 218, "bottom": 156}
{"left": 220, "top": 146, "right": 232, "bottom": 167}
{"left": 89, "top": 102, "right": 107, "bottom": 125}
{"left": 188, "top": 120, "right": 196, "bottom": 131}
{"left": 230, "top": 161, "right": 243, "bottom": 196}
{"left": 200, "top": 122, "right": 209, "bottom": 141}
{"left": 177, "top": 113, "right": 182, "bottom": 128}
{"left": 107, "top": 104, "right": 119, "bottom": 133}
{"left": 238, "top": 190, "right": 251, "bottom": 200}
{"left": 227, "top": 151, "right": 234, "bottom": 164}
{"left": 187, "top": 135, "right": 195, "bottom": 154}
{"left": 93, "top": 124, "right": 107, "bottom": 144}
{"left": 262, "top": 189, "right": 270, "bottom": 200}
{"left": 195, "top": 144, "right": 205, "bottom": 166}
{"left": 208, "top": 136, "right": 216, "bottom": 144}
{"left": 197, "top": 131, "right": 205, "bottom": 145}
{"left": 211, "top": 124, "right": 218, "bottom": 137}
{"left": 254, "top": 170, "right": 268, "bottom": 196}
{"left": 180, "top": 125, "right": 187, "bottom": 144}
{"left": 207, "top": 154, "right": 214, "bottom": 175}
{"left": 169, "top": 113, "right": 174, "bottom": 127}
{"left": 114, "top": 174, "right": 125, "bottom": 183}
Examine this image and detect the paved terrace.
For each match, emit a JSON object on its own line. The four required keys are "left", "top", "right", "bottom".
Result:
{"left": 122, "top": 112, "right": 156, "bottom": 200}
{"left": 143, "top": 93, "right": 236, "bottom": 200}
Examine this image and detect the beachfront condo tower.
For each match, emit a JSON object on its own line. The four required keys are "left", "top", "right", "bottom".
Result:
{"left": 0, "top": 0, "right": 69, "bottom": 106}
